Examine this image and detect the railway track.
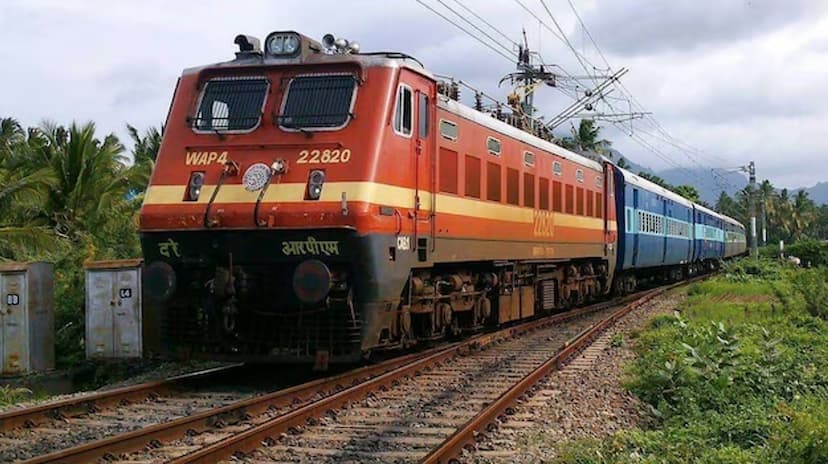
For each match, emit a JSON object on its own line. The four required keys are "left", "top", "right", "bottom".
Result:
{"left": 7, "top": 281, "right": 691, "bottom": 464}
{"left": 0, "top": 364, "right": 257, "bottom": 462}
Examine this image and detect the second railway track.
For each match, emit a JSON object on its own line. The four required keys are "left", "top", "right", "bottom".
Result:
{"left": 6, "top": 280, "right": 692, "bottom": 464}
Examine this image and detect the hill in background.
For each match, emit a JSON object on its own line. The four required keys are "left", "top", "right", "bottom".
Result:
{"left": 611, "top": 151, "right": 825, "bottom": 205}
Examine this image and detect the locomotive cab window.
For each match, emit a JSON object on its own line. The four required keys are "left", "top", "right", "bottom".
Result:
{"left": 393, "top": 84, "right": 413, "bottom": 137}
{"left": 280, "top": 74, "right": 357, "bottom": 130}
{"left": 193, "top": 77, "right": 269, "bottom": 132}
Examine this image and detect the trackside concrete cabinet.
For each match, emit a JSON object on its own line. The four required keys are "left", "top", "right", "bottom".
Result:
{"left": 85, "top": 260, "right": 143, "bottom": 359}
{"left": 0, "top": 262, "right": 54, "bottom": 376}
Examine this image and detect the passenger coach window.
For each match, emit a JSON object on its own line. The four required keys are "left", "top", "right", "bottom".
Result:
{"left": 280, "top": 74, "right": 357, "bottom": 129}
{"left": 194, "top": 77, "right": 269, "bottom": 132}
{"left": 393, "top": 85, "right": 413, "bottom": 136}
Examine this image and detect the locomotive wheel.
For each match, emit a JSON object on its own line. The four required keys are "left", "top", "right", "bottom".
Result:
{"left": 479, "top": 297, "right": 491, "bottom": 322}
{"left": 438, "top": 302, "right": 453, "bottom": 328}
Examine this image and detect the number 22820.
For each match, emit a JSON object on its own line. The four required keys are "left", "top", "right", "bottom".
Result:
{"left": 297, "top": 149, "right": 351, "bottom": 164}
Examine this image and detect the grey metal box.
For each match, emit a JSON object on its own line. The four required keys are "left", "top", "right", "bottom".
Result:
{"left": 0, "top": 262, "right": 54, "bottom": 375}
{"left": 84, "top": 260, "right": 143, "bottom": 359}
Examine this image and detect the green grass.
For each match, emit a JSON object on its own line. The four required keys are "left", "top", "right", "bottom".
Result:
{"left": 552, "top": 259, "right": 828, "bottom": 464}
{"left": 0, "top": 385, "right": 33, "bottom": 408}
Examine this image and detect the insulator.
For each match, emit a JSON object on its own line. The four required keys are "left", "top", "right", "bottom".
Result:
{"left": 474, "top": 92, "right": 483, "bottom": 111}
{"left": 450, "top": 81, "right": 460, "bottom": 101}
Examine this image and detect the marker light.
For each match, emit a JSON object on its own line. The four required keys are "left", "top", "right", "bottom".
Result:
{"left": 242, "top": 163, "right": 272, "bottom": 192}
{"left": 307, "top": 170, "right": 325, "bottom": 200}
{"left": 271, "top": 158, "right": 287, "bottom": 175}
{"left": 186, "top": 172, "right": 205, "bottom": 201}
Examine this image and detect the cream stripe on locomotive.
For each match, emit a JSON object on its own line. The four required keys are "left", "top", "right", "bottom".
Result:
{"left": 144, "top": 182, "right": 615, "bottom": 231}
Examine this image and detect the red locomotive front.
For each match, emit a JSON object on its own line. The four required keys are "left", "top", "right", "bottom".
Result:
{"left": 140, "top": 31, "right": 616, "bottom": 366}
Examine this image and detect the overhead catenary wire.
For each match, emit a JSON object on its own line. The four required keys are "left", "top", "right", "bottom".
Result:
{"left": 448, "top": 0, "right": 519, "bottom": 47}
{"left": 433, "top": 0, "right": 518, "bottom": 58}
{"left": 415, "top": 0, "right": 519, "bottom": 65}
{"left": 551, "top": 1, "right": 734, "bottom": 181}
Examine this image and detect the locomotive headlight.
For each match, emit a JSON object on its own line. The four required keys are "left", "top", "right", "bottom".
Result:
{"left": 186, "top": 171, "right": 205, "bottom": 201}
{"left": 267, "top": 35, "right": 284, "bottom": 54}
{"left": 243, "top": 163, "right": 272, "bottom": 192}
{"left": 283, "top": 34, "right": 300, "bottom": 54}
{"left": 266, "top": 32, "right": 301, "bottom": 57}
{"left": 307, "top": 169, "right": 325, "bottom": 200}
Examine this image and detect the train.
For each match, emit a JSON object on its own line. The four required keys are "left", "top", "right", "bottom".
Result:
{"left": 138, "top": 31, "right": 746, "bottom": 367}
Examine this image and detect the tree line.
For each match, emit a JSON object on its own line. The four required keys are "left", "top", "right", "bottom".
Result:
{"left": 0, "top": 117, "right": 160, "bottom": 260}
{"left": 716, "top": 181, "right": 828, "bottom": 245}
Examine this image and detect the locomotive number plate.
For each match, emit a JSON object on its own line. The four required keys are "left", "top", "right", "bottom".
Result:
{"left": 297, "top": 149, "right": 352, "bottom": 164}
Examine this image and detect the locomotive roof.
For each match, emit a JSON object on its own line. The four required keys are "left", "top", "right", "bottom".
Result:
{"left": 615, "top": 166, "right": 694, "bottom": 208}
{"left": 438, "top": 96, "right": 603, "bottom": 172}
{"left": 183, "top": 51, "right": 433, "bottom": 80}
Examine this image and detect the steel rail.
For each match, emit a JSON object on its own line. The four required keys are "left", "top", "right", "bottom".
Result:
{"left": 420, "top": 278, "right": 699, "bottom": 464}
{"left": 164, "top": 295, "right": 634, "bottom": 464}
{"left": 0, "top": 363, "right": 243, "bottom": 432}
{"left": 22, "top": 347, "right": 451, "bottom": 464}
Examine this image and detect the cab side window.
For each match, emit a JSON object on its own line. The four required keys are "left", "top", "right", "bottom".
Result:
{"left": 418, "top": 92, "right": 429, "bottom": 138}
{"left": 394, "top": 85, "right": 413, "bottom": 137}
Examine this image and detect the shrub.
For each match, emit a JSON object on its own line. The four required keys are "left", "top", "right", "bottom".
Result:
{"left": 785, "top": 239, "right": 828, "bottom": 267}
{"left": 722, "top": 258, "right": 786, "bottom": 282}
{"left": 791, "top": 268, "right": 828, "bottom": 320}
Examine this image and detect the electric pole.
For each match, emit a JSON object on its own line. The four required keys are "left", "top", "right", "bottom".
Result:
{"left": 746, "top": 161, "right": 757, "bottom": 258}
{"left": 761, "top": 196, "right": 767, "bottom": 246}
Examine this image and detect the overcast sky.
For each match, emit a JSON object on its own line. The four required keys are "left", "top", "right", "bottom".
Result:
{"left": 2, "top": 0, "right": 826, "bottom": 189}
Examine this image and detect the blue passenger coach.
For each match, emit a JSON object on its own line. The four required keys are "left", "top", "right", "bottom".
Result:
{"left": 612, "top": 166, "right": 695, "bottom": 291}
{"left": 692, "top": 203, "right": 726, "bottom": 266}
{"left": 722, "top": 215, "right": 748, "bottom": 258}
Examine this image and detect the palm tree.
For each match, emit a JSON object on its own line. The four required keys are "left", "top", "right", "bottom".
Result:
{"left": 791, "top": 190, "right": 816, "bottom": 240}
{"left": 125, "top": 124, "right": 162, "bottom": 196}
{"left": 673, "top": 185, "right": 701, "bottom": 203}
{"left": 757, "top": 180, "right": 777, "bottom": 242}
{"left": 0, "top": 118, "right": 56, "bottom": 257}
{"left": 559, "top": 120, "right": 611, "bottom": 158}
{"left": 36, "top": 121, "right": 130, "bottom": 239}
{"left": 776, "top": 188, "right": 794, "bottom": 241}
